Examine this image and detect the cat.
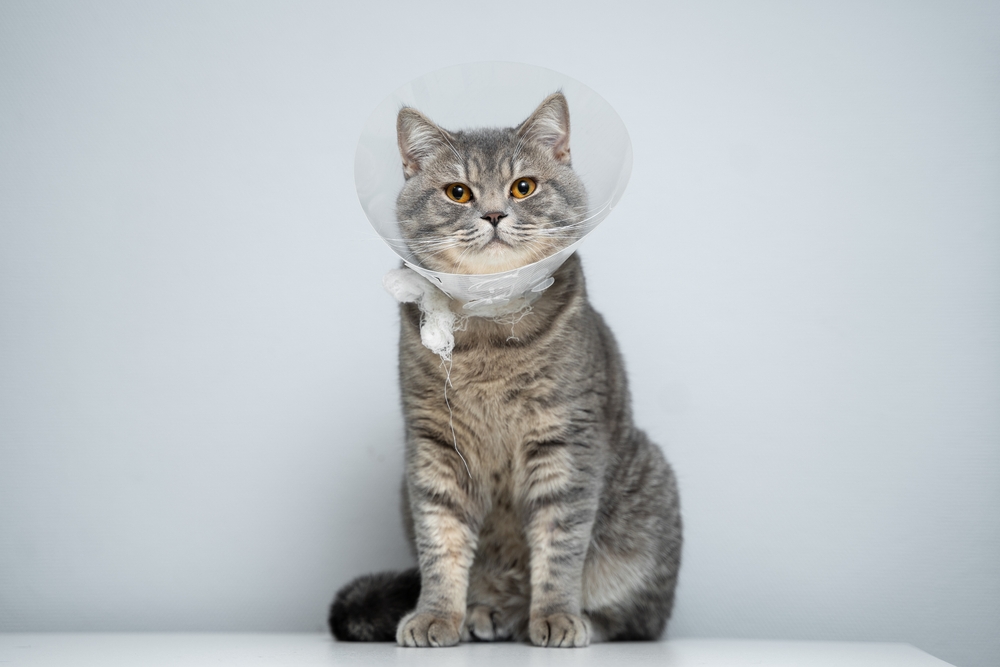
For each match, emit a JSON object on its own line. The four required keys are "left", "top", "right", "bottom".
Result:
{"left": 329, "top": 93, "right": 682, "bottom": 647}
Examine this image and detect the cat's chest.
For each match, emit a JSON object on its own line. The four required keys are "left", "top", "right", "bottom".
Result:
{"left": 445, "top": 349, "right": 568, "bottom": 462}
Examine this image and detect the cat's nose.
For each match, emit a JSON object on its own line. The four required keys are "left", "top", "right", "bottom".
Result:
{"left": 481, "top": 211, "right": 508, "bottom": 227}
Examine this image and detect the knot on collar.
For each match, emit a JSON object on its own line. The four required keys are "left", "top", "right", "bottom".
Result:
{"left": 383, "top": 268, "right": 457, "bottom": 360}
{"left": 383, "top": 267, "right": 543, "bottom": 360}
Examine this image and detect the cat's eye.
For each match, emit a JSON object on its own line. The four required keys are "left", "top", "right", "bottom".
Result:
{"left": 445, "top": 183, "right": 472, "bottom": 203}
{"left": 511, "top": 177, "right": 537, "bottom": 199}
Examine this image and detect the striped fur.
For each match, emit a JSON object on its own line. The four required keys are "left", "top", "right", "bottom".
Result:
{"left": 329, "top": 95, "right": 682, "bottom": 647}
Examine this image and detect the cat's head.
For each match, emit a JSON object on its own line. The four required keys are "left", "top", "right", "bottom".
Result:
{"left": 395, "top": 93, "right": 588, "bottom": 275}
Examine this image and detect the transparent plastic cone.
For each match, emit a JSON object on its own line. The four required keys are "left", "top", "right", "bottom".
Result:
{"left": 355, "top": 62, "right": 632, "bottom": 310}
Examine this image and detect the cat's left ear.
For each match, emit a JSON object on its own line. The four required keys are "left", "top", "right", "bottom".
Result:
{"left": 517, "top": 92, "right": 572, "bottom": 165}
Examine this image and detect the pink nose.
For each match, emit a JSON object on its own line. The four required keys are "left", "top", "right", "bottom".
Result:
{"left": 481, "top": 211, "right": 507, "bottom": 226}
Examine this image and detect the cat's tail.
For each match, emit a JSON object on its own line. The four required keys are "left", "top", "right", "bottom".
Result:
{"left": 328, "top": 568, "right": 421, "bottom": 641}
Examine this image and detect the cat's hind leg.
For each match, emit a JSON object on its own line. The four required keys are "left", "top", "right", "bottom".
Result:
{"left": 581, "top": 434, "right": 683, "bottom": 642}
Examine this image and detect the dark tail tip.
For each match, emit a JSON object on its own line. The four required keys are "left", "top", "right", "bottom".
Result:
{"left": 328, "top": 568, "right": 421, "bottom": 641}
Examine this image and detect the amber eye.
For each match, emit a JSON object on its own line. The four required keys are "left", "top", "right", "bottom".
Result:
{"left": 445, "top": 183, "right": 472, "bottom": 203}
{"left": 511, "top": 177, "right": 537, "bottom": 199}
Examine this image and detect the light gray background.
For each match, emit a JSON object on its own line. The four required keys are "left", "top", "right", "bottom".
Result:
{"left": 1, "top": 3, "right": 997, "bottom": 667}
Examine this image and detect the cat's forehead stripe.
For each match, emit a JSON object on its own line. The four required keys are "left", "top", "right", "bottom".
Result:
{"left": 467, "top": 155, "right": 481, "bottom": 183}
{"left": 511, "top": 157, "right": 527, "bottom": 178}
{"left": 499, "top": 159, "right": 513, "bottom": 181}
{"left": 437, "top": 158, "right": 467, "bottom": 182}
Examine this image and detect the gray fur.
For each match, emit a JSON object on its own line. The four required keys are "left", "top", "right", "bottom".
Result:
{"left": 330, "top": 94, "right": 682, "bottom": 648}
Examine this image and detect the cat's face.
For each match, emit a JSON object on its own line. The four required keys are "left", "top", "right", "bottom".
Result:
{"left": 395, "top": 93, "right": 588, "bottom": 275}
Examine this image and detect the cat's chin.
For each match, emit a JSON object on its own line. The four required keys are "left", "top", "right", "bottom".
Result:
{"left": 414, "top": 237, "right": 576, "bottom": 275}
{"left": 439, "top": 246, "right": 542, "bottom": 275}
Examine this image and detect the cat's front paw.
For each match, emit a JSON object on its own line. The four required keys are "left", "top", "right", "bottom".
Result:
{"left": 396, "top": 610, "right": 462, "bottom": 647}
{"left": 529, "top": 612, "right": 590, "bottom": 647}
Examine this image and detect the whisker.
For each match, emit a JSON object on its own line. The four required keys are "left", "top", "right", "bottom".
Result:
{"left": 439, "top": 133, "right": 465, "bottom": 166}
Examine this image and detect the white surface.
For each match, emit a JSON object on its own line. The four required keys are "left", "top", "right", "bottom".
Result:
{"left": 0, "top": 634, "right": 954, "bottom": 667}
{"left": 0, "top": 3, "right": 998, "bottom": 667}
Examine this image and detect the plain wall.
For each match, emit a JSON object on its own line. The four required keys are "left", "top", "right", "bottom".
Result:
{"left": 1, "top": 2, "right": 997, "bottom": 666}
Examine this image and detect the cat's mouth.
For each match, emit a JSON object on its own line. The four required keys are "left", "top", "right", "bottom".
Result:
{"left": 415, "top": 226, "right": 570, "bottom": 275}
{"left": 484, "top": 234, "right": 512, "bottom": 248}
{"left": 478, "top": 224, "right": 517, "bottom": 252}
{"left": 439, "top": 230, "right": 534, "bottom": 274}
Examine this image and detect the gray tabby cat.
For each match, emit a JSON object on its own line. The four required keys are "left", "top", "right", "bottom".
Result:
{"left": 329, "top": 93, "right": 682, "bottom": 647}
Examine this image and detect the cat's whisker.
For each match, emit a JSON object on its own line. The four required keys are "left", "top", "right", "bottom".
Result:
{"left": 439, "top": 132, "right": 465, "bottom": 165}
{"left": 407, "top": 239, "right": 464, "bottom": 251}
{"left": 510, "top": 129, "right": 530, "bottom": 165}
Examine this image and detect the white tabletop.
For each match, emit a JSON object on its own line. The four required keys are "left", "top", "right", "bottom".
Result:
{"left": 0, "top": 633, "right": 953, "bottom": 667}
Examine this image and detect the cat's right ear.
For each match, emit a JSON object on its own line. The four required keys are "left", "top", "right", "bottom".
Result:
{"left": 397, "top": 107, "right": 449, "bottom": 179}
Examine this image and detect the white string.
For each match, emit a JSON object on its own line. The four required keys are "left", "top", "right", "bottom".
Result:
{"left": 384, "top": 268, "right": 471, "bottom": 478}
{"left": 441, "top": 357, "right": 472, "bottom": 480}
{"left": 384, "top": 266, "right": 549, "bottom": 481}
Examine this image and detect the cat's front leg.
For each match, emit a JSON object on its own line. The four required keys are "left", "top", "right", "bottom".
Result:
{"left": 397, "top": 435, "right": 482, "bottom": 647}
{"left": 522, "top": 438, "right": 601, "bottom": 648}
